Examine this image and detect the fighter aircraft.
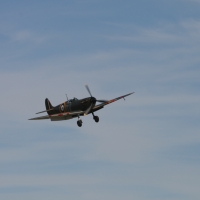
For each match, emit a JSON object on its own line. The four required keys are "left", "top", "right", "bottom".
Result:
{"left": 29, "top": 85, "right": 134, "bottom": 127}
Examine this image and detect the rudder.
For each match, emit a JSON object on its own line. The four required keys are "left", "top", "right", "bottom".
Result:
{"left": 45, "top": 98, "right": 53, "bottom": 114}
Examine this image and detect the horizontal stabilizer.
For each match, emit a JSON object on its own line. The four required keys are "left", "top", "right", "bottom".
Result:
{"left": 36, "top": 109, "right": 53, "bottom": 114}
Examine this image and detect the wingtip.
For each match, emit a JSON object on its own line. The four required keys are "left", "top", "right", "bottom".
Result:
{"left": 128, "top": 92, "right": 134, "bottom": 95}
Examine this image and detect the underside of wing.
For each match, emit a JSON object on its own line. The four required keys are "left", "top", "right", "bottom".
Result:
{"left": 49, "top": 111, "right": 85, "bottom": 121}
{"left": 29, "top": 111, "right": 85, "bottom": 121}
{"left": 29, "top": 115, "right": 50, "bottom": 120}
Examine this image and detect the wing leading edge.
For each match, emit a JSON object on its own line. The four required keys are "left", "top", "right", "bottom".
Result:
{"left": 29, "top": 115, "right": 50, "bottom": 120}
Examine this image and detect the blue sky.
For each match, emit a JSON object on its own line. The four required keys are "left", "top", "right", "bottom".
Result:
{"left": 0, "top": 0, "right": 200, "bottom": 199}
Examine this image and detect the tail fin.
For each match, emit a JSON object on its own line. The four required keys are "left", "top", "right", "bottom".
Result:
{"left": 45, "top": 98, "right": 53, "bottom": 115}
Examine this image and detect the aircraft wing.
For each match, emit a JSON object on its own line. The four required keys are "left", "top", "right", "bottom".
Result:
{"left": 29, "top": 115, "right": 50, "bottom": 120}
{"left": 29, "top": 111, "right": 85, "bottom": 121}
{"left": 93, "top": 92, "right": 134, "bottom": 110}
{"left": 49, "top": 111, "right": 85, "bottom": 121}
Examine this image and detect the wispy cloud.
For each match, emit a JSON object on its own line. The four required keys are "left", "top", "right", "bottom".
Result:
{"left": 0, "top": 1, "right": 200, "bottom": 199}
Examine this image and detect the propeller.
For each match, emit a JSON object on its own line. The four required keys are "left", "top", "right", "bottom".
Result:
{"left": 85, "top": 84, "right": 92, "bottom": 97}
{"left": 84, "top": 85, "right": 108, "bottom": 115}
{"left": 85, "top": 85, "right": 107, "bottom": 103}
{"left": 96, "top": 99, "right": 107, "bottom": 103}
{"left": 84, "top": 102, "right": 95, "bottom": 116}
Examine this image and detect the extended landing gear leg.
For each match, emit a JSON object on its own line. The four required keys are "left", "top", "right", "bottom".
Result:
{"left": 92, "top": 113, "right": 99, "bottom": 123}
{"left": 77, "top": 115, "right": 83, "bottom": 127}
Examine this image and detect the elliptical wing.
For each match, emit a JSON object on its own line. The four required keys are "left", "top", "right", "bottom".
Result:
{"left": 93, "top": 92, "right": 134, "bottom": 110}
{"left": 29, "top": 115, "right": 50, "bottom": 120}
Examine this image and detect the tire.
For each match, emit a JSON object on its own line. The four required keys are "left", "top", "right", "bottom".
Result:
{"left": 94, "top": 116, "right": 99, "bottom": 123}
{"left": 77, "top": 120, "right": 82, "bottom": 127}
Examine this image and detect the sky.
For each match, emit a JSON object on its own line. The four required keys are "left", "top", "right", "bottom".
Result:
{"left": 0, "top": 0, "right": 200, "bottom": 199}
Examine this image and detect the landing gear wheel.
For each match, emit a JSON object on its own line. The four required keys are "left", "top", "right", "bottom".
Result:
{"left": 93, "top": 116, "right": 99, "bottom": 123}
{"left": 77, "top": 120, "right": 82, "bottom": 127}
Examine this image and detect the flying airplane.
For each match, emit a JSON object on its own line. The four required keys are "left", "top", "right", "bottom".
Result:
{"left": 29, "top": 85, "right": 134, "bottom": 127}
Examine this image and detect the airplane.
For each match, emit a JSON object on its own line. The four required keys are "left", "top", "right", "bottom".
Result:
{"left": 29, "top": 85, "right": 134, "bottom": 127}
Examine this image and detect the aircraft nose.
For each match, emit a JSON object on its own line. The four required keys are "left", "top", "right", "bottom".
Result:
{"left": 90, "top": 97, "right": 96, "bottom": 104}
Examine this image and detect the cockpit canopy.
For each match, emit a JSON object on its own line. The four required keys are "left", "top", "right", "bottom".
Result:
{"left": 69, "top": 97, "right": 78, "bottom": 102}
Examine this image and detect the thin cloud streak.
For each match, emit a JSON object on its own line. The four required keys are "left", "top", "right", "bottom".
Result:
{"left": 0, "top": 1, "right": 200, "bottom": 200}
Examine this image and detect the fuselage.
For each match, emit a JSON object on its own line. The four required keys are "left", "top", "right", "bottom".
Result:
{"left": 48, "top": 97, "right": 92, "bottom": 115}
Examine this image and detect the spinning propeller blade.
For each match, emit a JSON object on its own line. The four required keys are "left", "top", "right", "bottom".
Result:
{"left": 85, "top": 84, "right": 108, "bottom": 102}
{"left": 84, "top": 103, "right": 95, "bottom": 116}
{"left": 85, "top": 84, "right": 92, "bottom": 97}
{"left": 96, "top": 100, "right": 107, "bottom": 103}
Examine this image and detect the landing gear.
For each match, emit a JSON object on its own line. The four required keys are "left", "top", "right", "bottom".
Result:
{"left": 77, "top": 120, "right": 82, "bottom": 127}
{"left": 94, "top": 116, "right": 99, "bottom": 122}
{"left": 77, "top": 115, "right": 82, "bottom": 127}
{"left": 92, "top": 113, "right": 99, "bottom": 123}
{"left": 76, "top": 113, "right": 99, "bottom": 127}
